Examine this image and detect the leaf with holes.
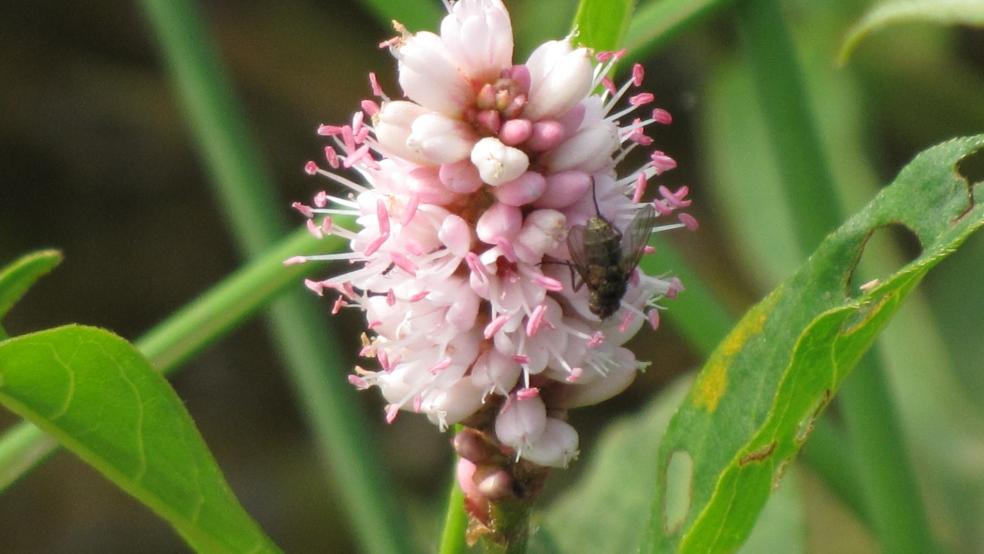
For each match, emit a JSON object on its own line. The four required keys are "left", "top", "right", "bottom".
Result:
{"left": 840, "top": 0, "right": 984, "bottom": 64}
{"left": 0, "top": 250, "right": 62, "bottom": 338}
{"left": 641, "top": 135, "right": 984, "bottom": 553}
{"left": 0, "top": 325, "right": 281, "bottom": 553}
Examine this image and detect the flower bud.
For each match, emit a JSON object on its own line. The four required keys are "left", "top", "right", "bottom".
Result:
{"left": 493, "top": 171, "right": 546, "bottom": 206}
{"left": 375, "top": 101, "right": 430, "bottom": 164}
{"left": 439, "top": 160, "right": 484, "bottom": 194}
{"left": 515, "top": 209, "right": 566, "bottom": 263}
{"left": 524, "top": 41, "right": 594, "bottom": 120}
{"left": 526, "top": 120, "right": 566, "bottom": 151}
{"left": 542, "top": 120, "right": 619, "bottom": 173}
{"left": 396, "top": 31, "right": 473, "bottom": 116}
{"left": 495, "top": 392, "right": 547, "bottom": 450}
{"left": 471, "top": 137, "right": 529, "bottom": 186}
{"left": 559, "top": 348, "right": 638, "bottom": 408}
{"left": 470, "top": 349, "right": 520, "bottom": 395}
{"left": 499, "top": 118, "right": 533, "bottom": 146}
{"left": 520, "top": 418, "right": 579, "bottom": 467}
{"left": 422, "top": 378, "right": 485, "bottom": 429}
{"left": 476, "top": 201, "right": 521, "bottom": 243}
{"left": 438, "top": 214, "right": 473, "bottom": 257}
{"left": 441, "top": 0, "right": 513, "bottom": 83}
{"left": 408, "top": 167, "right": 458, "bottom": 205}
{"left": 532, "top": 170, "right": 593, "bottom": 209}
{"left": 407, "top": 113, "right": 474, "bottom": 164}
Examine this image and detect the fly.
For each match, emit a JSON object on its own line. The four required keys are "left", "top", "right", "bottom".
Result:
{"left": 567, "top": 183, "right": 655, "bottom": 319}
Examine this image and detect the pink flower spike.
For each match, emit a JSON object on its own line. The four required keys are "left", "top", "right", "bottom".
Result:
{"left": 666, "top": 277, "right": 685, "bottom": 299}
{"left": 324, "top": 146, "right": 340, "bottom": 169}
{"left": 566, "top": 367, "right": 583, "bottom": 383}
{"left": 601, "top": 77, "right": 617, "bottom": 96}
{"left": 331, "top": 296, "right": 347, "bottom": 315}
{"left": 587, "top": 331, "right": 605, "bottom": 348}
{"left": 291, "top": 202, "right": 314, "bottom": 218}
{"left": 633, "top": 172, "right": 648, "bottom": 203}
{"left": 526, "top": 303, "right": 548, "bottom": 337}
{"left": 376, "top": 199, "right": 391, "bottom": 235}
{"left": 678, "top": 213, "right": 700, "bottom": 231}
{"left": 517, "top": 387, "right": 539, "bottom": 399}
{"left": 304, "top": 161, "right": 319, "bottom": 175}
{"left": 368, "top": 72, "right": 384, "bottom": 97}
{"left": 390, "top": 252, "right": 418, "bottom": 276}
{"left": 652, "top": 199, "right": 674, "bottom": 216}
{"left": 531, "top": 273, "right": 564, "bottom": 292}
{"left": 618, "top": 312, "right": 634, "bottom": 333}
{"left": 402, "top": 193, "right": 420, "bottom": 226}
{"left": 647, "top": 309, "right": 661, "bottom": 330}
{"left": 650, "top": 151, "right": 678, "bottom": 173}
{"left": 283, "top": 256, "right": 307, "bottom": 266}
{"left": 429, "top": 358, "right": 453, "bottom": 374}
{"left": 385, "top": 404, "right": 399, "bottom": 424}
{"left": 363, "top": 233, "right": 389, "bottom": 257}
{"left": 630, "top": 92, "right": 655, "bottom": 107}
{"left": 317, "top": 124, "right": 344, "bottom": 136}
{"left": 348, "top": 375, "right": 369, "bottom": 389}
{"left": 652, "top": 108, "right": 673, "bottom": 125}
{"left": 361, "top": 99, "right": 380, "bottom": 117}
{"left": 306, "top": 218, "right": 324, "bottom": 239}
{"left": 304, "top": 278, "right": 325, "bottom": 296}
{"left": 484, "top": 314, "right": 511, "bottom": 339}
{"left": 632, "top": 64, "right": 645, "bottom": 86}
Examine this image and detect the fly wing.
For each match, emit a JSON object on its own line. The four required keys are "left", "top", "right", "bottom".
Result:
{"left": 566, "top": 223, "right": 590, "bottom": 279}
{"left": 620, "top": 204, "right": 656, "bottom": 273}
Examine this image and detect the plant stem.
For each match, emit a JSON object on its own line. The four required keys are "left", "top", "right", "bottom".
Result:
{"left": 734, "top": 1, "right": 935, "bottom": 551}
{"left": 137, "top": 1, "right": 410, "bottom": 552}
{"left": 438, "top": 468, "right": 468, "bottom": 554}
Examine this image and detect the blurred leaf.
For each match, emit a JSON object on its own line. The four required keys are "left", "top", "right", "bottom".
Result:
{"left": 0, "top": 250, "right": 62, "bottom": 331}
{"left": 0, "top": 325, "right": 281, "bottom": 553}
{"left": 356, "top": 0, "right": 444, "bottom": 32}
{"left": 624, "top": 0, "right": 735, "bottom": 59}
{"left": 531, "top": 376, "right": 691, "bottom": 553}
{"left": 738, "top": 468, "right": 805, "bottom": 554}
{"left": 572, "top": 0, "right": 637, "bottom": 52}
{"left": 840, "top": 0, "right": 984, "bottom": 64}
{"left": 641, "top": 136, "right": 984, "bottom": 552}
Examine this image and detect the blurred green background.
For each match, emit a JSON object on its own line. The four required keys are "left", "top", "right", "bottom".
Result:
{"left": 0, "top": 0, "right": 981, "bottom": 552}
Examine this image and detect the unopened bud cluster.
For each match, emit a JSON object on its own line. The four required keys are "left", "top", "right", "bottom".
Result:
{"left": 292, "top": 0, "right": 694, "bottom": 491}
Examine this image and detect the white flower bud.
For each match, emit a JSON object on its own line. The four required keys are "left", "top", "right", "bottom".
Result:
{"left": 521, "top": 418, "right": 579, "bottom": 467}
{"left": 524, "top": 40, "right": 594, "bottom": 121}
{"left": 441, "top": 0, "right": 513, "bottom": 82}
{"left": 543, "top": 120, "right": 619, "bottom": 173}
{"left": 407, "top": 113, "right": 475, "bottom": 164}
{"left": 470, "top": 137, "right": 529, "bottom": 186}
{"left": 495, "top": 392, "right": 547, "bottom": 450}
{"left": 375, "top": 101, "right": 430, "bottom": 164}
{"left": 396, "top": 31, "right": 473, "bottom": 116}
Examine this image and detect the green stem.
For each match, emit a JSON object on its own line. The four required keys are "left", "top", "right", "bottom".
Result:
{"left": 734, "top": 1, "right": 935, "bottom": 551}
{"left": 0, "top": 228, "right": 326, "bottom": 490}
{"left": 438, "top": 467, "right": 468, "bottom": 554}
{"left": 137, "top": 1, "right": 410, "bottom": 552}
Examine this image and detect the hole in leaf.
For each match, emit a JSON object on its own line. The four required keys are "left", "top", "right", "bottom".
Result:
{"left": 957, "top": 147, "right": 984, "bottom": 184}
{"left": 846, "top": 223, "right": 922, "bottom": 298}
{"left": 663, "top": 450, "right": 693, "bottom": 535}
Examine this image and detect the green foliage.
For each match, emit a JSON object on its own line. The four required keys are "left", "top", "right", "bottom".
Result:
{"left": 623, "top": 0, "right": 734, "bottom": 59}
{"left": 571, "top": 0, "right": 636, "bottom": 52}
{"left": 640, "top": 136, "right": 984, "bottom": 552}
{"left": 0, "top": 325, "right": 281, "bottom": 553}
{"left": 840, "top": 0, "right": 984, "bottom": 64}
{"left": 0, "top": 250, "right": 62, "bottom": 338}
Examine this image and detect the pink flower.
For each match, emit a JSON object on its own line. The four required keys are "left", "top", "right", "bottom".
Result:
{"left": 293, "top": 0, "right": 696, "bottom": 471}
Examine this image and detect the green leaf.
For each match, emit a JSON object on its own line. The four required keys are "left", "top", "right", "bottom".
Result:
{"left": 572, "top": 0, "right": 637, "bottom": 52}
{"left": 0, "top": 250, "right": 62, "bottom": 328}
{"left": 0, "top": 325, "right": 281, "bottom": 553}
{"left": 641, "top": 135, "right": 984, "bottom": 552}
{"left": 354, "top": 0, "right": 443, "bottom": 32}
{"left": 840, "top": 0, "right": 984, "bottom": 64}
{"left": 624, "top": 0, "right": 735, "bottom": 59}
